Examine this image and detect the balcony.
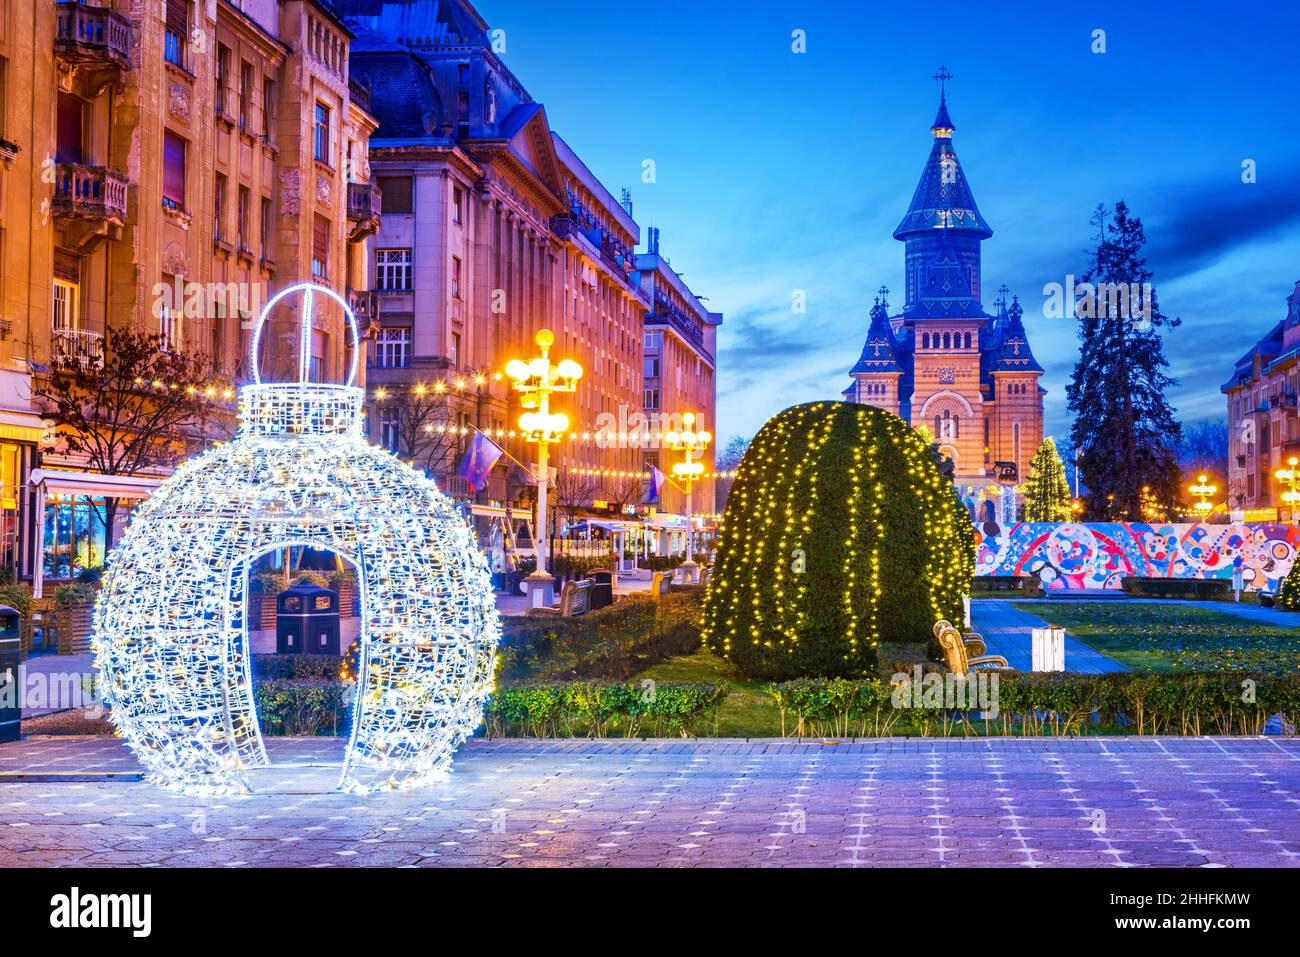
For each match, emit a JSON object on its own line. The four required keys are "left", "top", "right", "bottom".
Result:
{"left": 54, "top": 2, "right": 132, "bottom": 94}
{"left": 349, "top": 289, "right": 378, "bottom": 329}
{"left": 346, "top": 182, "right": 382, "bottom": 241}
{"left": 51, "top": 163, "right": 129, "bottom": 252}
{"left": 348, "top": 76, "right": 372, "bottom": 113}
{"left": 647, "top": 292, "right": 710, "bottom": 357}
{"left": 51, "top": 328, "right": 104, "bottom": 368}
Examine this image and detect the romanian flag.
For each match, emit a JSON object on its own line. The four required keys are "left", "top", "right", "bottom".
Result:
{"left": 456, "top": 431, "right": 505, "bottom": 493}
{"left": 647, "top": 464, "right": 667, "bottom": 503}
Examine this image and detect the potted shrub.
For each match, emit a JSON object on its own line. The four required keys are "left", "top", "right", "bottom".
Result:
{"left": 54, "top": 580, "right": 97, "bottom": 655}
{"left": 329, "top": 568, "right": 359, "bottom": 618}
{"left": 252, "top": 570, "right": 291, "bottom": 632}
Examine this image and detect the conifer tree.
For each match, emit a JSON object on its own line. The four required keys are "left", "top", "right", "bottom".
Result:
{"left": 1066, "top": 202, "right": 1183, "bottom": 520}
{"left": 1023, "top": 437, "right": 1073, "bottom": 521}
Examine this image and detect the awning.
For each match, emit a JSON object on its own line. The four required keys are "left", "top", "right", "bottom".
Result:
{"left": 0, "top": 409, "right": 51, "bottom": 444}
{"left": 29, "top": 468, "right": 162, "bottom": 499}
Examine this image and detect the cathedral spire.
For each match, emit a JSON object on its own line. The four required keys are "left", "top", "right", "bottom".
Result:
{"left": 992, "top": 294, "right": 1044, "bottom": 373}
{"left": 931, "top": 65, "right": 955, "bottom": 137}
{"left": 849, "top": 296, "right": 902, "bottom": 375}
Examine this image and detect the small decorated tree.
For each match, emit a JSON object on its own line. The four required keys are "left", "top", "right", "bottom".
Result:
{"left": 1276, "top": 559, "right": 1300, "bottom": 612}
{"left": 702, "top": 401, "right": 972, "bottom": 680}
{"left": 1023, "top": 437, "right": 1073, "bottom": 522}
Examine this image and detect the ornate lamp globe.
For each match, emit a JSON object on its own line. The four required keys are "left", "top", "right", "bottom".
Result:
{"left": 93, "top": 283, "right": 500, "bottom": 795}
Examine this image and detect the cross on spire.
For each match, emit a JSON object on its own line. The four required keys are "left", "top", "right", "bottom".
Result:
{"left": 932, "top": 65, "right": 953, "bottom": 98}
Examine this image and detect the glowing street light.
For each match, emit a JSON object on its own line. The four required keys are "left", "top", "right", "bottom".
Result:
{"left": 1276, "top": 456, "right": 1300, "bottom": 516}
{"left": 1189, "top": 473, "right": 1217, "bottom": 518}
{"left": 663, "top": 411, "right": 712, "bottom": 583}
{"left": 508, "top": 328, "right": 582, "bottom": 608}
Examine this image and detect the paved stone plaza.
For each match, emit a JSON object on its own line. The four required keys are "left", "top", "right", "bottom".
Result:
{"left": 2, "top": 736, "right": 1298, "bottom": 867}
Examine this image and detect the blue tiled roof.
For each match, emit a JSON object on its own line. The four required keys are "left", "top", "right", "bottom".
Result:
{"left": 894, "top": 96, "right": 991, "bottom": 240}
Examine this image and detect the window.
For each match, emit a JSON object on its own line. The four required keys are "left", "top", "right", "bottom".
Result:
{"left": 452, "top": 187, "right": 464, "bottom": 225}
{"left": 451, "top": 256, "right": 462, "bottom": 299}
{"left": 922, "top": 332, "right": 930, "bottom": 349}
{"left": 374, "top": 327, "right": 410, "bottom": 368}
{"left": 213, "top": 173, "right": 226, "bottom": 241}
{"left": 52, "top": 278, "right": 79, "bottom": 332}
{"left": 380, "top": 408, "right": 401, "bottom": 451}
{"left": 260, "top": 197, "right": 272, "bottom": 258}
{"left": 375, "top": 248, "right": 412, "bottom": 290}
{"left": 644, "top": 331, "right": 662, "bottom": 350}
{"left": 262, "top": 78, "right": 275, "bottom": 139}
{"left": 239, "top": 62, "right": 254, "bottom": 130}
{"left": 162, "top": 130, "right": 186, "bottom": 210}
{"left": 164, "top": 0, "right": 188, "bottom": 68}
{"left": 375, "top": 176, "right": 412, "bottom": 213}
{"left": 237, "top": 186, "right": 250, "bottom": 250}
{"left": 450, "top": 331, "right": 461, "bottom": 367}
{"left": 215, "top": 45, "right": 230, "bottom": 116}
{"left": 643, "top": 356, "right": 660, "bottom": 379}
{"left": 311, "top": 214, "right": 330, "bottom": 278}
{"left": 313, "top": 102, "right": 331, "bottom": 163}
{"left": 0, "top": 443, "right": 18, "bottom": 512}
{"left": 56, "top": 93, "right": 85, "bottom": 164}
{"left": 643, "top": 388, "right": 659, "bottom": 410}
{"left": 159, "top": 276, "right": 181, "bottom": 351}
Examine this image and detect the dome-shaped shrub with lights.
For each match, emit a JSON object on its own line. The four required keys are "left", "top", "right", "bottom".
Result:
{"left": 703, "top": 401, "right": 973, "bottom": 680}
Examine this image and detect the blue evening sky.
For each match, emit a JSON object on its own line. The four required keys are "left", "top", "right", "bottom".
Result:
{"left": 490, "top": 0, "right": 1300, "bottom": 446}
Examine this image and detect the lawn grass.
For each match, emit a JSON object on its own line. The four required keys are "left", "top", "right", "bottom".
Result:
{"left": 1013, "top": 601, "right": 1300, "bottom": 675}
{"left": 634, "top": 649, "right": 783, "bottom": 737}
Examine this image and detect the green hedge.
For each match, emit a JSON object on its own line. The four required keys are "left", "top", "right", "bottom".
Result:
{"left": 483, "top": 682, "right": 727, "bottom": 738}
{"left": 703, "top": 401, "right": 973, "bottom": 680}
{"left": 1121, "top": 577, "right": 1232, "bottom": 600}
{"left": 252, "top": 654, "right": 342, "bottom": 681}
{"left": 254, "top": 679, "right": 350, "bottom": 736}
{"left": 764, "top": 672, "right": 1300, "bottom": 738}
{"left": 497, "top": 591, "right": 702, "bottom": 682}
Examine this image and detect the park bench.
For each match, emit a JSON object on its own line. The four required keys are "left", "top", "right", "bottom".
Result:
{"left": 529, "top": 579, "right": 593, "bottom": 618}
{"left": 934, "top": 619, "right": 1011, "bottom": 675}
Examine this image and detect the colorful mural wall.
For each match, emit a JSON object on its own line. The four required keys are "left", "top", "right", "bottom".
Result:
{"left": 973, "top": 522, "right": 1299, "bottom": 592}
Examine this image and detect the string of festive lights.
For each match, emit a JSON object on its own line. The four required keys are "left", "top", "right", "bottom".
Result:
{"left": 703, "top": 401, "right": 970, "bottom": 678}
{"left": 94, "top": 283, "right": 501, "bottom": 796}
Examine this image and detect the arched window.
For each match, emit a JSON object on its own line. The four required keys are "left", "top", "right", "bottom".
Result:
{"left": 922, "top": 333, "right": 930, "bottom": 349}
{"left": 943, "top": 333, "right": 951, "bottom": 349}
{"left": 964, "top": 332, "right": 972, "bottom": 349}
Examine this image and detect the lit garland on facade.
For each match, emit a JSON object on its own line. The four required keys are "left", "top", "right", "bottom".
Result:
{"left": 703, "top": 401, "right": 971, "bottom": 680}
{"left": 93, "top": 283, "right": 500, "bottom": 795}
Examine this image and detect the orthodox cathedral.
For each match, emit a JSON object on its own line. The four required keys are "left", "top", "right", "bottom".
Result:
{"left": 845, "top": 77, "right": 1045, "bottom": 519}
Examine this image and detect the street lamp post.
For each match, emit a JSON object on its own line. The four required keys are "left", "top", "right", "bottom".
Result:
{"left": 1276, "top": 456, "right": 1299, "bottom": 520}
{"left": 1189, "top": 473, "right": 1217, "bottom": 520}
{"left": 506, "top": 329, "right": 582, "bottom": 609}
{"left": 664, "top": 412, "right": 712, "bottom": 584}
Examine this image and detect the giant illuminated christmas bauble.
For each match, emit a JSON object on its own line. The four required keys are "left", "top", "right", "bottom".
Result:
{"left": 93, "top": 283, "right": 500, "bottom": 795}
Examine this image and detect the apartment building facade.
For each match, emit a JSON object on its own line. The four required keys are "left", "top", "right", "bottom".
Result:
{"left": 1223, "top": 280, "right": 1300, "bottom": 516}
{"left": 636, "top": 229, "right": 721, "bottom": 520}
{"left": 0, "top": 0, "right": 377, "bottom": 588}
{"left": 343, "top": 0, "right": 721, "bottom": 544}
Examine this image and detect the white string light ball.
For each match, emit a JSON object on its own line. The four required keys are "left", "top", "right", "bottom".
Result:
{"left": 92, "top": 283, "right": 500, "bottom": 795}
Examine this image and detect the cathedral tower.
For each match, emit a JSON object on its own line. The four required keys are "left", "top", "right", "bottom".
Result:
{"left": 846, "top": 72, "right": 1045, "bottom": 516}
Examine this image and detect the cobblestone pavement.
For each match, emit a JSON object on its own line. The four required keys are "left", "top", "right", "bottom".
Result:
{"left": 2, "top": 736, "right": 1299, "bottom": 867}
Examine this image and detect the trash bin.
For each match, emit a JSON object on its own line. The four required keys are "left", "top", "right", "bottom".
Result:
{"left": 276, "top": 583, "right": 340, "bottom": 655}
{"left": 588, "top": 569, "right": 614, "bottom": 611}
{"left": 0, "top": 603, "right": 20, "bottom": 742}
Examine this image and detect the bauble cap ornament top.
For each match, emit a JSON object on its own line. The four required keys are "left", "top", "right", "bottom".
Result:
{"left": 93, "top": 282, "right": 501, "bottom": 795}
